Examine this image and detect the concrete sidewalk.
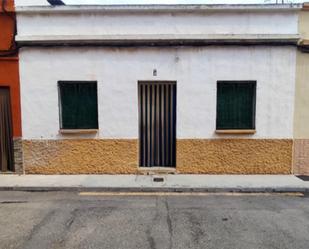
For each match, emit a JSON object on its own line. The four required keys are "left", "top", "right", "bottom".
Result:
{"left": 0, "top": 174, "right": 308, "bottom": 192}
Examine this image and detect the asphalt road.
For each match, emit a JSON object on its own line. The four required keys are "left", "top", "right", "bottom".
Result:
{"left": 0, "top": 191, "right": 308, "bottom": 249}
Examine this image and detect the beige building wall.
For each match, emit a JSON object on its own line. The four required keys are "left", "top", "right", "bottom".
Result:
{"left": 294, "top": 51, "right": 309, "bottom": 138}
{"left": 294, "top": 8, "right": 309, "bottom": 175}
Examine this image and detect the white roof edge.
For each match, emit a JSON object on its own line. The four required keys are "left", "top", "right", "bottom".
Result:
{"left": 15, "top": 4, "right": 303, "bottom": 14}
{"left": 16, "top": 34, "right": 301, "bottom": 41}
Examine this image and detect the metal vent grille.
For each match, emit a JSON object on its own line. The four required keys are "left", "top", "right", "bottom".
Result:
{"left": 138, "top": 82, "right": 176, "bottom": 167}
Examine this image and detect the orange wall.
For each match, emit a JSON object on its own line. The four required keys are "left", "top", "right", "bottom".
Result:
{"left": 0, "top": 0, "right": 21, "bottom": 137}
{"left": 0, "top": 0, "right": 15, "bottom": 50}
{"left": 0, "top": 13, "right": 14, "bottom": 50}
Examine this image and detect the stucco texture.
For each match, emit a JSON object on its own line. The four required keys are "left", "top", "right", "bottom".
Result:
{"left": 24, "top": 139, "right": 292, "bottom": 174}
{"left": 23, "top": 139, "right": 138, "bottom": 174}
{"left": 177, "top": 139, "right": 292, "bottom": 174}
{"left": 20, "top": 47, "right": 295, "bottom": 140}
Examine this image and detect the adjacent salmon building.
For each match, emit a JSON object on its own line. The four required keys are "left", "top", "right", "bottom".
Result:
{"left": 294, "top": 3, "right": 309, "bottom": 176}
{"left": 0, "top": 0, "right": 22, "bottom": 173}
{"left": 1, "top": 2, "right": 308, "bottom": 175}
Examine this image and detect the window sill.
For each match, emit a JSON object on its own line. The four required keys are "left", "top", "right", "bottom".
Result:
{"left": 59, "top": 129, "right": 98, "bottom": 134}
{"left": 215, "top": 129, "right": 256, "bottom": 134}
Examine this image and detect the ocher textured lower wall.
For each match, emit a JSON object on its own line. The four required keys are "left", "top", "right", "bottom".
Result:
{"left": 293, "top": 139, "right": 309, "bottom": 175}
{"left": 23, "top": 139, "right": 138, "bottom": 174}
{"left": 177, "top": 139, "right": 292, "bottom": 174}
{"left": 23, "top": 139, "right": 293, "bottom": 174}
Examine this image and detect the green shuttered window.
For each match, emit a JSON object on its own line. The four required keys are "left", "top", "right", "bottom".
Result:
{"left": 216, "top": 81, "right": 256, "bottom": 130}
{"left": 58, "top": 81, "right": 98, "bottom": 129}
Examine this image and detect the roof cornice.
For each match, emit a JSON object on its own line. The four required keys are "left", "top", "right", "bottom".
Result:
{"left": 16, "top": 34, "right": 300, "bottom": 46}
{"left": 15, "top": 4, "right": 302, "bottom": 14}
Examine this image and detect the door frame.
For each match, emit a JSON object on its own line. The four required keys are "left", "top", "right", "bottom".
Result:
{"left": 137, "top": 80, "right": 177, "bottom": 168}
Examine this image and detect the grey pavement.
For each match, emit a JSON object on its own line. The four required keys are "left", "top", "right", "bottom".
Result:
{"left": 0, "top": 191, "right": 308, "bottom": 249}
{"left": 0, "top": 174, "right": 308, "bottom": 192}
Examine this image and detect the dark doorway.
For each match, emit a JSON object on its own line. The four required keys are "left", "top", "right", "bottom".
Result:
{"left": 0, "top": 87, "right": 14, "bottom": 172}
{"left": 138, "top": 81, "right": 176, "bottom": 167}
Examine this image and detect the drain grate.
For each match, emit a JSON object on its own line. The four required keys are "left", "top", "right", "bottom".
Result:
{"left": 296, "top": 175, "right": 309, "bottom": 181}
{"left": 0, "top": 201, "right": 28, "bottom": 204}
{"left": 153, "top": 177, "right": 164, "bottom": 182}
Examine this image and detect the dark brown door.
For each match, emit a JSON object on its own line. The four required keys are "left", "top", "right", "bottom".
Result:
{"left": 0, "top": 87, "right": 14, "bottom": 172}
{"left": 138, "top": 82, "right": 176, "bottom": 167}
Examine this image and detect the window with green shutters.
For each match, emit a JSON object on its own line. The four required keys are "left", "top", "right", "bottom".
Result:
{"left": 216, "top": 81, "right": 256, "bottom": 130}
{"left": 58, "top": 81, "right": 98, "bottom": 129}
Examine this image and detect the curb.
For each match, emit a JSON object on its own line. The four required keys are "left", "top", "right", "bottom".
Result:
{"left": 0, "top": 186, "right": 308, "bottom": 193}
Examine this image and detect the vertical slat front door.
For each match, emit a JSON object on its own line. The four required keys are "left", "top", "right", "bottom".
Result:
{"left": 139, "top": 82, "right": 176, "bottom": 167}
{"left": 0, "top": 88, "right": 14, "bottom": 172}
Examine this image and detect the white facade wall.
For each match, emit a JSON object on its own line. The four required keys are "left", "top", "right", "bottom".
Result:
{"left": 16, "top": 11, "right": 298, "bottom": 37}
{"left": 19, "top": 46, "right": 296, "bottom": 140}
